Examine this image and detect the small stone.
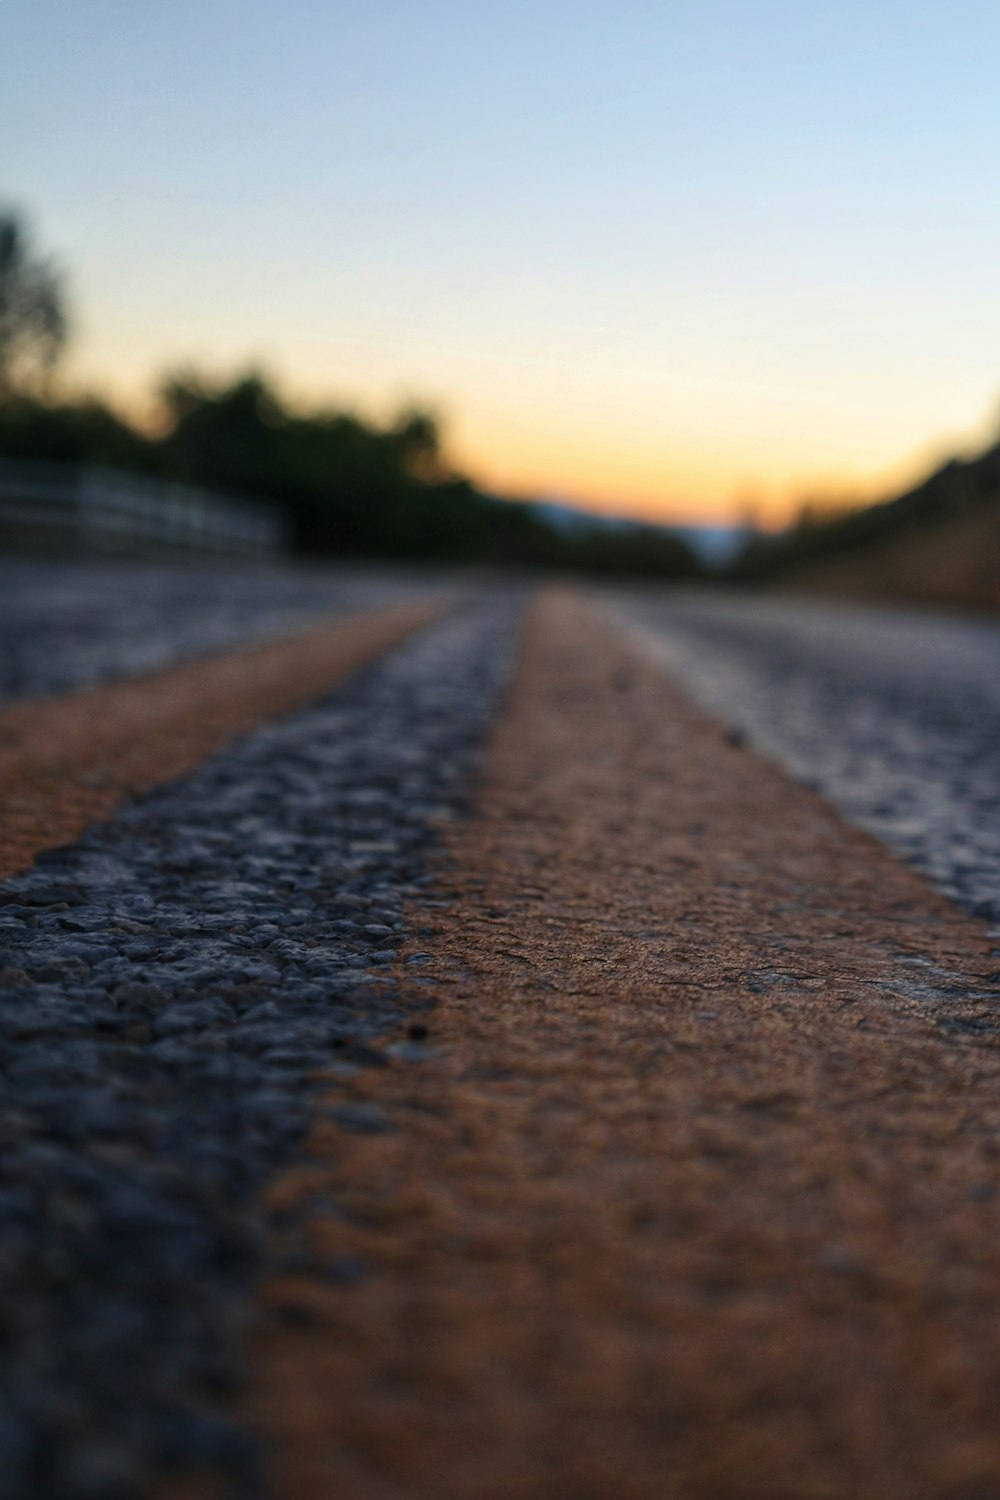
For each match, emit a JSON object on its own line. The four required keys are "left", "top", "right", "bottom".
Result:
{"left": 817, "top": 1244, "right": 866, "bottom": 1276}
{"left": 112, "top": 981, "right": 167, "bottom": 1010}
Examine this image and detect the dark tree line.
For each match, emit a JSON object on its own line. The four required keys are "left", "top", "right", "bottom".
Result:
{"left": 0, "top": 369, "right": 702, "bottom": 575}
{"left": 0, "top": 213, "right": 66, "bottom": 401}
{"left": 0, "top": 206, "right": 701, "bottom": 576}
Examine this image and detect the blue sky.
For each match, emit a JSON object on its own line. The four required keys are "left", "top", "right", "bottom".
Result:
{"left": 4, "top": 1, "right": 1000, "bottom": 523}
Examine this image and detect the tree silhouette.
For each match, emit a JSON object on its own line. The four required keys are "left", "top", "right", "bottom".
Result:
{"left": 388, "top": 408, "right": 445, "bottom": 482}
{"left": 0, "top": 210, "right": 68, "bottom": 400}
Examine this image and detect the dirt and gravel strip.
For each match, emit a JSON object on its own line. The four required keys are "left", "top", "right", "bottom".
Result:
{"left": 0, "top": 599, "right": 445, "bottom": 882}
{"left": 250, "top": 588, "right": 1000, "bottom": 1500}
{"left": 0, "top": 592, "right": 523, "bottom": 1499}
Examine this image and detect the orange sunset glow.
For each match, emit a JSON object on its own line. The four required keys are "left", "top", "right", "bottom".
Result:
{"left": 7, "top": 3, "right": 1000, "bottom": 531}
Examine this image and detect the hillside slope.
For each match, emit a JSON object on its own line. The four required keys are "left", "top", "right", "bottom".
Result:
{"left": 736, "top": 434, "right": 1000, "bottom": 611}
{"left": 784, "top": 499, "right": 1000, "bottom": 611}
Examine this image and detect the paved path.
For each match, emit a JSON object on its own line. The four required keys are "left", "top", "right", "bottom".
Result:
{"left": 251, "top": 591, "right": 1000, "bottom": 1500}
{"left": 0, "top": 598, "right": 444, "bottom": 882}
{"left": 0, "top": 576, "right": 997, "bottom": 1500}
{"left": 0, "top": 559, "right": 455, "bottom": 704}
{"left": 601, "top": 587, "right": 1000, "bottom": 926}
{"left": 0, "top": 587, "right": 521, "bottom": 1499}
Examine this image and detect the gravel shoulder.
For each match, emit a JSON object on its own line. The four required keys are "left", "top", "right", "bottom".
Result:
{"left": 249, "top": 587, "right": 1000, "bottom": 1500}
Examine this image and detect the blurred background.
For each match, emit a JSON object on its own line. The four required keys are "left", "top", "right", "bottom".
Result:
{"left": 2, "top": 0, "right": 1000, "bottom": 603}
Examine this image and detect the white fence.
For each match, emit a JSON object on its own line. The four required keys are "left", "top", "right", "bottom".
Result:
{"left": 0, "top": 459, "right": 288, "bottom": 557}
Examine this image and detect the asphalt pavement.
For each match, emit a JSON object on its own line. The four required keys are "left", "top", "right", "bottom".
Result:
{"left": 602, "top": 586, "right": 1000, "bottom": 927}
{"left": 0, "top": 559, "right": 456, "bottom": 704}
{"left": 1, "top": 566, "right": 998, "bottom": 1498}
{"left": 0, "top": 585, "right": 522, "bottom": 1498}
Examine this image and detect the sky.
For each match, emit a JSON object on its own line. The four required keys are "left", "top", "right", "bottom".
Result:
{"left": 4, "top": 0, "right": 1000, "bottom": 528}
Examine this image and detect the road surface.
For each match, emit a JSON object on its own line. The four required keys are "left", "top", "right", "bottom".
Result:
{"left": 0, "top": 567, "right": 997, "bottom": 1500}
{"left": 0, "top": 558, "right": 457, "bottom": 704}
{"left": 603, "top": 585, "right": 1000, "bottom": 926}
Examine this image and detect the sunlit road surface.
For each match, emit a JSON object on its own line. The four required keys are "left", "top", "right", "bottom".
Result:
{"left": 602, "top": 586, "right": 1000, "bottom": 928}
{"left": 1, "top": 572, "right": 999, "bottom": 1500}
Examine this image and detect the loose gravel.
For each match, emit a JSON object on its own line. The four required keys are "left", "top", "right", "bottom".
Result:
{"left": 0, "top": 559, "right": 455, "bottom": 704}
{"left": 602, "top": 587, "right": 1000, "bottom": 927}
{"left": 0, "top": 590, "right": 522, "bottom": 1500}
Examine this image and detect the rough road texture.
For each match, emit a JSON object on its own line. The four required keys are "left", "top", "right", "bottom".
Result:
{"left": 251, "top": 590, "right": 1000, "bottom": 1500}
{"left": 0, "top": 594, "right": 522, "bottom": 1500}
{"left": 602, "top": 587, "right": 1000, "bottom": 927}
{"left": 0, "top": 559, "right": 452, "bottom": 704}
{"left": 0, "top": 600, "right": 442, "bottom": 883}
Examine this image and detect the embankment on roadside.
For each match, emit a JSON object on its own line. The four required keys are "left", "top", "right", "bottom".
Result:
{"left": 733, "top": 431, "right": 1000, "bottom": 613}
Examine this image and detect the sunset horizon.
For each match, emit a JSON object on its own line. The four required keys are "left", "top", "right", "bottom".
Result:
{"left": 7, "top": 0, "right": 1000, "bottom": 532}
{"left": 57, "top": 346, "right": 998, "bottom": 534}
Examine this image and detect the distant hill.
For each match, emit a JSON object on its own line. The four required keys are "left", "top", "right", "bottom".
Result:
{"left": 533, "top": 501, "right": 749, "bottom": 567}
{"left": 733, "top": 434, "right": 1000, "bottom": 611}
